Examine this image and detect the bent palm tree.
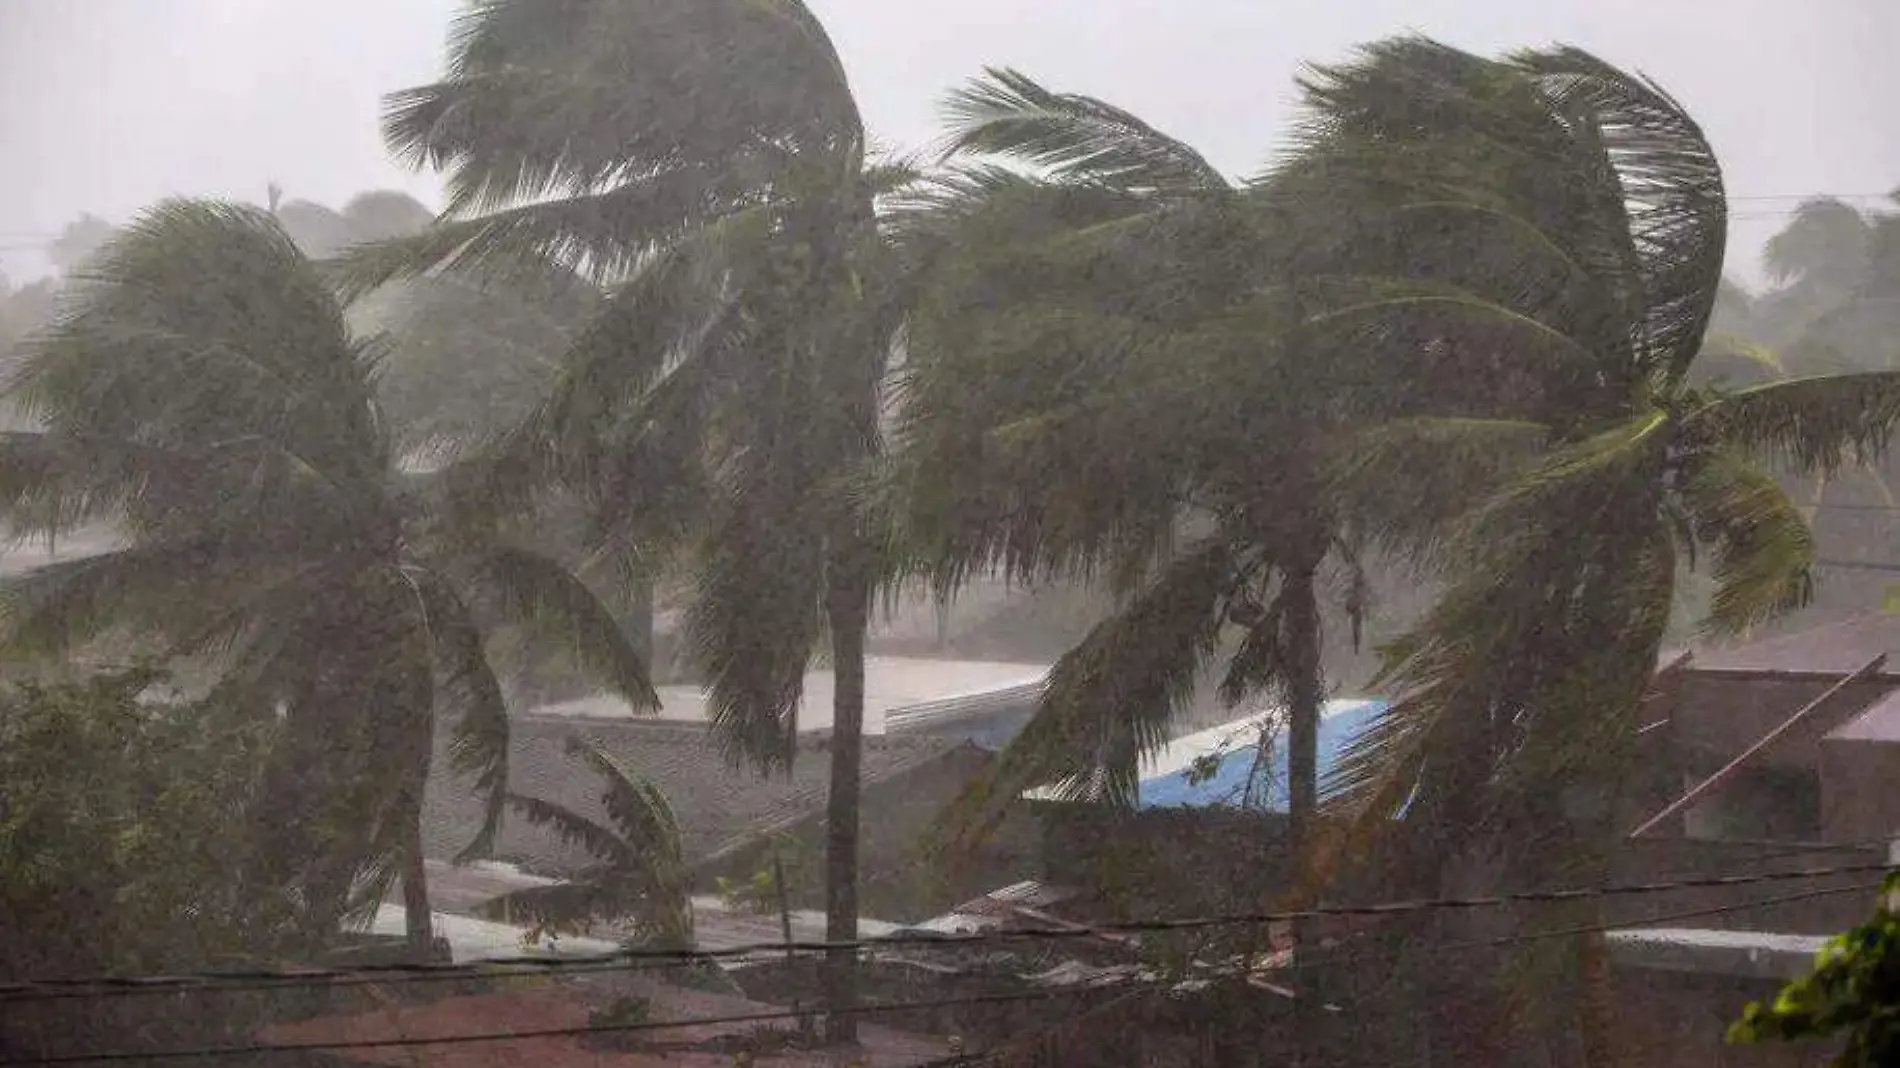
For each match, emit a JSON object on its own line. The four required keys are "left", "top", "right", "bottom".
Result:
{"left": 0, "top": 201, "right": 654, "bottom": 951}
{"left": 343, "top": 0, "right": 902, "bottom": 1038}
{"left": 1282, "top": 39, "right": 1900, "bottom": 1059}
{"left": 885, "top": 73, "right": 1541, "bottom": 1063}
{"left": 483, "top": 738, "right": 692, "bottom": 949}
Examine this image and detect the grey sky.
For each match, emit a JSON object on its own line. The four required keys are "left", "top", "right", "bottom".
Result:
{"left": 3, "top": 0, "right": 1896, "bottom": 285}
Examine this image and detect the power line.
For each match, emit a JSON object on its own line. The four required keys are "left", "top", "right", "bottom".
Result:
{"left": 15, "top": 876, "right": 1884, "bottom": 1067}
{"left": 5, "top": 984, "right": 1122, "bottom": 1065}
{"left": 2, "top": 861, "right": 1889, "bottom": 1003}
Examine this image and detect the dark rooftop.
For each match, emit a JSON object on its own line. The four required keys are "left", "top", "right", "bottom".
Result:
{"left": 423, "top": 716, "right": 964, "bottom": 875}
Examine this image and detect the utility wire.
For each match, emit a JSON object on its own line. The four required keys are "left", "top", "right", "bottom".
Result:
{"left": 951, "top": 878, "right": 1886, "bottom": 1068}
{"left": 6, "top": 984, "right": 1131, "bottom": 1065}
{"left": 15, "top": 877, "right": 1883, "bottom": 1067}
{"left": 2, "top": 861, "right": 1889, "bottom": 1002}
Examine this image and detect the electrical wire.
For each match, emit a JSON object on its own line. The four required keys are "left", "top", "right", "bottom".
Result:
{"left": 6, "top": 984, "right": 1132, "bottom": 1065}
{"left": 1, "top": 861, "right": 1889, "bottom": 1003}
{"left": 13, "top": 876, "right": 1884, "bottom": 1067}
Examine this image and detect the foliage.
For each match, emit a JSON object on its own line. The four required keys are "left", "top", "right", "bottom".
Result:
{"left": 1730, "top": 874, "right": 1900, "bottom": 1068}
{"left": 480, "top": 737, "right": 692, "bottom": 947}
{"left": 0, "top": 201, "right": 653, "bottom": 945}
{"left": 714, "top": 832, "right": 817, "bottom": 916}
{"left": 0, "top": 667, "right": 296, "bottom": 978}
{"left": 350, "top": 0, "right": 897, "bottom": 773}
{"left": 889, "top": 66, "right": 1538, "bottom": 849}
{"left": 47, "top": 214, "right": 118, "bottom": 274}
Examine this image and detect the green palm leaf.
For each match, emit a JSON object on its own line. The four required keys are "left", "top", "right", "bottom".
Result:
{"left": 1327, "top": 417, "right": 1547, "bottom": 563}
{"left": 413, "top": 572, "right": 512, "bottom": 863}
{"left": 940, "top": 537, "right": 1234, "bottom": 845}
{"left": 462, "top": 543, "right": 657, "bottom": 711}
{"left": 387, "top": 0, "right": 862, "bottom": 215}
{"left": 1689, "top": 370, "right": 1900, "bottom": 474}
{"left": 1678, "top": 449, "right": 1814, "bottom": 636}
{"left": 1515, "top": 46, "right": 1727, "bottom": 384}
{"left": 941, "top": 67, "right": 1227, "bottom": 194}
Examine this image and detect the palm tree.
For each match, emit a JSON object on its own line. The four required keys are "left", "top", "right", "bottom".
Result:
{"left": 883, "top": 72, "right": 1543, "bottom": 1063}
{"left": 0, "top": 201, "right": 655, "bottom": 952}
{"left": 481, "top": 738, "right": 692, "bottom": 948}
{"left": 340, "top": 0, "right": 906, "bottom": 1038}
{"left": 1278, "top": 40, "right": 1900, "bottom": 1060}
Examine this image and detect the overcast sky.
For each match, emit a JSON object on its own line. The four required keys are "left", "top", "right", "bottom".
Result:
{"left": 3, "top": 0, "right": 1897, "bottom": 285}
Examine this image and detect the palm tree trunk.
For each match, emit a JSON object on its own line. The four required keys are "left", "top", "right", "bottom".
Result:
{"left": 822, "top": 557, "right": 870, "bottom": 1045}
{"left": 1579, "top": 929, "right": 1620, "bottom": 1068}
{"left": 400, "top": 817, "right": 434, "bottom": 956}
{"left": 1284, "top": 559, "right": 1324, "bottom": 1068}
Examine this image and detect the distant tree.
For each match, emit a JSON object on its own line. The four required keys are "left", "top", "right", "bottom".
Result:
{"left": 0, "top": 200, "right": 655, "bottom": 952}
{"left": 273, "top": 199, "right": 357, "bottom": 259}
{"left": 480, "top": 737, "right": 692, "bottom": 948}
{"left": 46, "top": 214, "right": 117, "bottom": 274}
{"left": 340, "top": 190, "right": 434, "bottom": 243}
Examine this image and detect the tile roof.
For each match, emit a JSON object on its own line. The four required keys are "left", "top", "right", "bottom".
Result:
{"left": 423, "top": 717, "right": 964, "bottom": 875}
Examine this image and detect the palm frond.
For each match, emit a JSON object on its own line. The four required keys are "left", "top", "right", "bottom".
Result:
{"left": 1452, "top": 412, "right": 1668, "bottom": 561}
{"left": 567, "top": 738, "right": 687, "bottom": 871}
{"left": 11, "top": 201, "right": 388, "bottom": 536}
{"left": 687, "top": 470, "right": 829, "bottom": 772}
{"left": 0, "top": 541, "right": 273, "bottom": 658}
{"left": 414, "top": 571, "right": 512, "bottom": 863}
{"left": 387, "top": 0, "right": 862, "bottom": 215}
{"left": 329, "top": 167, "right": 765, "bottom": 297}
{"left": 1689, "top": 370, "right": 1900, "bottom": 474}
{"left": 1678, "top": 449, "right": 1814, "bottom": 636}
{"left": 567, "top": 737, "right": 691, "bottom": 944}
{"left": 477, "top": 880, "right": 610, "bottom": 939}
{"left": 1302, "top": 276, "right": 1598, "bottom": 370}
{"left": 1327, "top": 417, "right": 1547, "bottom": 563}
{"left": 939, "top": 537, "right": 1234, "bottom": 847}
{"left": 1515, "top": 46, "right": 1728, "bottom": 384}
{"left": 940, "top": 68, "right": 1227, "bottom": 194}
{"left": 462, "top": 543, "right": 657, "bottom": 711}
{"left": 503, "top": 792, "right": 641, "bottom": 871}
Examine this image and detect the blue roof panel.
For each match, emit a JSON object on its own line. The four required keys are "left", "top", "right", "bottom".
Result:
{"left": 1136, "top": 700, "right": 1388, "bottom": 812}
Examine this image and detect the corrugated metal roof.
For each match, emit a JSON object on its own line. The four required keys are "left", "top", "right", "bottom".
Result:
{"left": 1606, "top": 926, "right": 1830, "bottom": 980}
{"left": 532, "top": 657, "right": 1050, "bottom": 736}
{"left": 1135, "top": 699, "right": 1388, "bottom": 812}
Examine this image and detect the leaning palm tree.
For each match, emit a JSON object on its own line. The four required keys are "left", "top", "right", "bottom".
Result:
{"left": 340, "top": 0, "right": 905, "bottom": 1038}
{"left": 1277, "top": 39, "right": 1900, "bottom": 1060}
{"left": 0, "top": 201, "right": 655, "bottom": 951}
{"left": 482, "top": 738, "right": 692, "bottom": 949}
{"left": 883, "top": 73, "right": 1542, "bottom": 1063}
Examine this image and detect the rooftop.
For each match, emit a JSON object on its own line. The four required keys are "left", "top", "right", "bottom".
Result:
{"left": 424, "top": 718, "right": 970, "bottom": 876}
{"left": 366, "top": 902, "right": 620, "bottom": 963}
{"left": 533, "top": 657, "right": 1049, "bottom": 736}
{"left": 1135, "top": 699, "right": 1388, "bottom": 812}
{"left": 1605, "top": 926, "right": 1830, "bottom": 981}
{"left": 1689, "top": 613, "right": 1900, "bottom": 678}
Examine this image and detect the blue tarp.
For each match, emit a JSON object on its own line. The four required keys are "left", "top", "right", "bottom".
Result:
{"left": 1136, "top": 700, "right": 1389, "bottom": 812}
